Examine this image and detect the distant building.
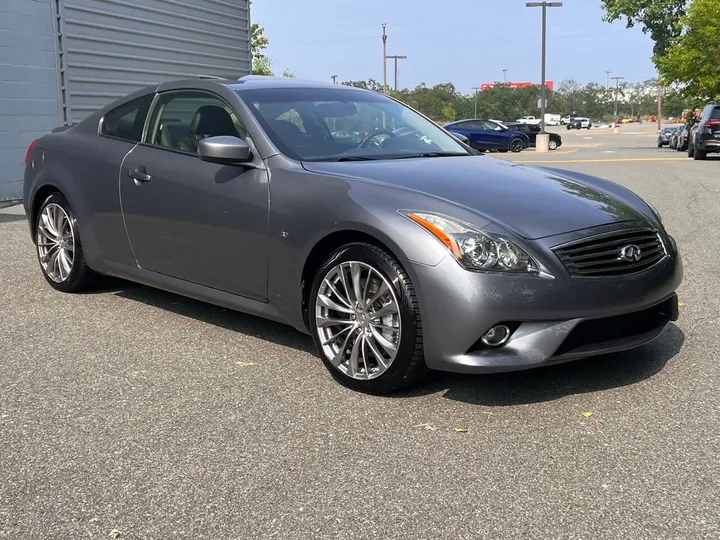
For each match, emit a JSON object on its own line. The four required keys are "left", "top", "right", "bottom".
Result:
{"left": 480, "top": 81, "right": 555, "bottom": 91}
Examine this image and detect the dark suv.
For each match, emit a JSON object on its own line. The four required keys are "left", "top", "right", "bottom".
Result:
{"left": 688, "top": 102, "right": 720, "bottom": 160}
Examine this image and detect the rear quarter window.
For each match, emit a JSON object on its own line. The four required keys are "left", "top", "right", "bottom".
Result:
{"left": 100, "top": 95, "right": 154, "bottom": 142}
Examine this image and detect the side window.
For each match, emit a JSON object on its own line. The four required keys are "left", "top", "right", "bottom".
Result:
{"left": 101, "top": 94, "right": 153, "bottom": 142}
{"left": 146, "top": 91, "right": 246, "bottom": 154}
{"left": 450, "top": 121, "right": 473, "bottom": 129}
{"left": 709, "top": 107, "right": 720, "bottom": 121}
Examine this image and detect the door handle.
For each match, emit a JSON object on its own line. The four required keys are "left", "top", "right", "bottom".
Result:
{"left": 129, "top": 168, "right": 151, "bottom": 183}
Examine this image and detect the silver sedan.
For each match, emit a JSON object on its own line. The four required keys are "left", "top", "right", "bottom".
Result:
{"left": 23, "top": 76, "right": 683, "bottom": 394}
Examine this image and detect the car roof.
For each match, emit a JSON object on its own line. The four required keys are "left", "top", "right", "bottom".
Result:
{"left": 150, "top": 75, "right": 369, "bottom": 95}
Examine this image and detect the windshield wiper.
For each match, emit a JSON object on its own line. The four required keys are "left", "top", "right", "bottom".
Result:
{"left": 389, "top": 152, "right": 469, "bottom": 159}
{"left": 310, "top": 156, "right": 379, "bottom": 162}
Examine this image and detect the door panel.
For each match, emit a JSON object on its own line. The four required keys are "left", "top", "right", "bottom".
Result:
{"left": 120, "top": 145, "right": 269, "bottom": 301}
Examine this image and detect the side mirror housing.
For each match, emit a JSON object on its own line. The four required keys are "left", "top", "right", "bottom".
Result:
{"left": 197, "top": 136, "right": 252, "bottom": 164}
{"left": 451, "top": 132, "right": 469, "bottom": 144}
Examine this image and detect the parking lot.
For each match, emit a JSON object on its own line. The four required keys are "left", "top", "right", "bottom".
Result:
{"left": 1, "top": 125, "right": 719, "bottom": 539}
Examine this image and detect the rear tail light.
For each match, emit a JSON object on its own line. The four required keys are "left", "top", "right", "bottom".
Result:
{"left": 25, "top": 138, "right": 39, "bottom": 164}
{"left": 701, "top": 120, "right": 720, "bottom": 128}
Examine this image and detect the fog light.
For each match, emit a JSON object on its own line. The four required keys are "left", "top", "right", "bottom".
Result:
{"left": 481, "top": 325, "right": 511, "bottom": 347}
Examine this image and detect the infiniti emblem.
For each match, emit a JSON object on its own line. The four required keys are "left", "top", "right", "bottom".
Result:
{"left": 619, "top": 244, "right": 642, "bottom": 263}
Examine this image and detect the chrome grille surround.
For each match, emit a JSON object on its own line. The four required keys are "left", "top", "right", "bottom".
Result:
{"left": 553, "top": 227, "right": 667, "bottom": 277}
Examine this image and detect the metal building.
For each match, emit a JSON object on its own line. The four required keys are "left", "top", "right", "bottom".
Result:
{"left": 0, "top": 0, "right": 251, "bottom": 201}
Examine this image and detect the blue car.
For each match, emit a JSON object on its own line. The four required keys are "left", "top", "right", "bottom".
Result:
{"left": 445, "top": 119, "right": 529, "bottom": 153}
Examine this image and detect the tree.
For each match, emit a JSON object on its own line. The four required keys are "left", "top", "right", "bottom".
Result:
{"left": 601, "top": 0, "right": 689, "bottom": 57}
{"left": 655, "top": 0, "right": 720, "bottom": 101}
{"left": 250, "top": 21, "right": 272, "bottom": 75}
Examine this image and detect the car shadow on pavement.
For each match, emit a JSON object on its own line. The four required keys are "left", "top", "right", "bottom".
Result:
{"left": 105, "top": 278, "right": 316, "bottom": 354}
{"left": 0, "top": 213, "right": 27, "bottom": 224}
{"left": 402, "top": 324, "right": 684, "bottom": 406}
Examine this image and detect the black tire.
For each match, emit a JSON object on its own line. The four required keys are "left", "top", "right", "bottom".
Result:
{"left": 309, "top": 242, "right": 427, "bottom": 394}
{"left": 548, "top": 139, "right": 558, "bottom": 151}
{"left": 35, "top": 192, "right": 97, "bottom": 293}
{"left": 688, "top": 143, "right": 695, "bottom": 158}
{"left": 566, "top": 125, "right": 571, "bottom": 130}
{"left": 509, "top": 137, "right": 524, "bottom": 153}
{"left": 694, "top": 148, "right": 707, "bottom": 160}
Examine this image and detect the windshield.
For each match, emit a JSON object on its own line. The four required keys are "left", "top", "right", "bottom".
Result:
{"left": 237, "top": 87, "right": 470, "bottom": 161}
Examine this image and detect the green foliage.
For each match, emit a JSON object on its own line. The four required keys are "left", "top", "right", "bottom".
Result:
{"left": 601, "top": 0, "right": 689, "bottom": 57}
{"left": 655, "top": 0, "right": 720, "bottom": 101}
{"left": 336, "top": 78, "right": 690, "bottom": 123}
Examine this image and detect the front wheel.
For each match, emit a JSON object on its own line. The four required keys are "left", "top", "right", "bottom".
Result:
{"left": 548, "top": 139, "right": 558, "bottom": 151}
{"left": 309, "top": 243, "right": 427, "bottom": 394}
{"left": 35, "top": 192, "right": 96, "bottom": 292}
{"left": 509, "top": 137, "right": 525, "bottom": 153}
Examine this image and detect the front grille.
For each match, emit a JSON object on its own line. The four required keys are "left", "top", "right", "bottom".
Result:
{"left": 554, "top": 228, "right": 666, "bottom": 277}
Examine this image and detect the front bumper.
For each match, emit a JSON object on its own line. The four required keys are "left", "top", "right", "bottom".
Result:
{"left": 404, "top": 226, "right": 683, "bottom": 374}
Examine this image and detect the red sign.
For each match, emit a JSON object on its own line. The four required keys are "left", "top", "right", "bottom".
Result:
{"left": 480, "top": 81, "right": 554, "bottom": 91}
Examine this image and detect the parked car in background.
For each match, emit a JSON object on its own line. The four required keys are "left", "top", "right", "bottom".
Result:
{"left": 657, "top": 126, "right": 677, "bottom": 147}
{"left": 22, "top": 76, "right": 683, "bottom": 394}
{"left": 544, "top": 114, "right": 561, "bottom": 126}
{"left": 668, "top": 126, "right": 684, "bottom": 149}
{"left": 560, "top": 115, "right": 572, "bottom": 125}
{"left": 567, "top": 117, "right": 591, "bottom": 130}
{"left": 503, "top": 122, "right": 563, "bottom": 151}
{"left": 516, "top": 116, "right": 542, "bottom": 126}
{"left": 675, "top": 124, "right": 691, "bottom": 152}
{"left": 445, "top": 119, "right": 529, "bottom": 153}
{"left": 688, "top": 101, "right": 720, "bottom": 160}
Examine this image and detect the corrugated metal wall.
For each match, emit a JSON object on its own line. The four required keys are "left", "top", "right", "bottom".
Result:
{"left": 56, "top": 0, "right": 251, "bottom": 124}
{"left": 0, "top": 0, "right": 62, "bottom": 202}
{"left": 0, "top": 0, "right": 251, "bottom": 200}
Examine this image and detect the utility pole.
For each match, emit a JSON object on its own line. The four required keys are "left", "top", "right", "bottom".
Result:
{"left": 331, "top": 75, "right": 338, "bottom": 84}
{"left": 472, "top": 86, "right": 481, "bottom": 118}
{"left": 611, "top": 75, "right": 624, "bottom": 133}
{"left": 606, "top": 70, "right": 611, "bottom": 89}
{"left": 657, "top": 76, "right": 663, "bottom": 130}
{"left": 503, "top": 69, "right": 508, "bottom": 83}
{"left": 526, "top": 1, "right": 563, "bottom": 153}
{"left": 386, "top": 55, "right": 407, "bottom": 91}
{"left": 381, "top": 23, "right": 388, "bottom": 94}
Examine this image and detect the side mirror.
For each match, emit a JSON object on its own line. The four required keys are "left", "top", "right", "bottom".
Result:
{"left": 451, "top": 132, "right": 469, "bottom": 144}
{"left": 197, "top": 136, "right": 252, "bottom": 164}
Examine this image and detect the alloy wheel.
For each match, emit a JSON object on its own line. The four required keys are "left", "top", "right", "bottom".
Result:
{"left": 549, "top": 140, "right": 558, "bottom": 150}
{"left": 315, "top": 261, "right": 401, "bottom": 380}
{"left": 37, "top": 203, "right": 75, "bottom": 283}
{"left": 510, "top": 139, "right": 524, "bottom": 153}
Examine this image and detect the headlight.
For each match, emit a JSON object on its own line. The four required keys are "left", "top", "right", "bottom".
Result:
{"left": 403, "top": 211, "right": 539, "bottom": 273}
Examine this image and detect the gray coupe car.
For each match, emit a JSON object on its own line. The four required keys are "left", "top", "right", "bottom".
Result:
{"left": 23, "top": 76, "right": 683, "bottom": 394}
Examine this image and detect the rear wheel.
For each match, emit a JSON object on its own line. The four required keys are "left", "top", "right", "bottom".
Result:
{"left": 309, "top": 243, "right": 427, "bottom": 394}
{"left": 688, "top": 142, "right": 695, "bottom": 158}
{"left": 694, "top": 148, "right": 707, "bottom": 160}
{"left": 35, "top": 192, "right": 96, "bottom": 292}
{"left": 548, "top": 139, "right": 558, "bottom": 151}
{"left": 509, "top": 137, "right": 525, "bottom": 153}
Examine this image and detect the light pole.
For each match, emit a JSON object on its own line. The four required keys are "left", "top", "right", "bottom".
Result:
{"left": 331, "top": 75, "right": 338, "bottom": 84}
{"left": 606, "top": 70, "right": 611, "bottom": 89}
{"left": 381, "top": 23, "right": 388, "bottom": 93}
{"left": 472, "top": 86, "right": 481, "bottom": 118}
{"left": 386, "top": 55, "right": 407, "bottom": 91}
{"left": 503, "top": 69, "right": 508, "bottom": 83}
{"left": 526, "top": 1, "right": 562, "bottom": 153}
{"left": 611, "top": 75, "right": 624, "bottom": 133}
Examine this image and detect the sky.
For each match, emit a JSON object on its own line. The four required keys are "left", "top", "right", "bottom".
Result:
{"left": 252, "top": 0, "right": 657, "bottom": 94}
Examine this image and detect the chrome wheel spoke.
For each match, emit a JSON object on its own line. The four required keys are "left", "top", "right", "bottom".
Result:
{"left": 350, "top": 262, "right": 363, "bottom": 306}
{"left": 364, "top": 336, "right": 389, "bottom": 370}
{"left": 370, "top": 326, "right": 397, "bottom": 353}
{"left": 59, "top": 249, "right": 73, "bottom": 279}
{"left": 360, "top": 337, "right": 370, "bottom": 377}
{"left": 366, "top": 280, "right": 389, "bottom": 307}
{"left": 317, "top": 316, "right": 355, "bottom": 328}
{"left": 346, "top": 330, "right": 362, "bottom": 377}
{"left": 323, "top": 278, "right": 352, "bottom": 309}
{"left": 41, "top": 212, "right": 59, "bottom": 239}
{"left": 322, "top": 325, "right": 353, "bottom": 346}
{"left": 330, "top": 328, "right": 355, "bottom": 367}
{"left": 371, "top": 299, "right": 397, "bottom": 320}
{"left": 317, "top": 293, "right": 354, "bottom": 314}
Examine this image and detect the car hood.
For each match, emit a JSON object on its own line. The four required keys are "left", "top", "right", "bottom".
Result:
{"left": 302, "top": 156, "right": 645, "bottom": 239}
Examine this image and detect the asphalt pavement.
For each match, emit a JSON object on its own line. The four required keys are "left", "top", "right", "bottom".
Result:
{"left": 1, "top": 124, "right": 719, "bottom": 539}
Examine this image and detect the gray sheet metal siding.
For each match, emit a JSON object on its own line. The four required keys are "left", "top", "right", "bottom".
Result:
{"left": 0, "top": 0, "right": 62, "bottom": 201}
{"left": 59, "top": 0, "right": 251, "bottom": 124}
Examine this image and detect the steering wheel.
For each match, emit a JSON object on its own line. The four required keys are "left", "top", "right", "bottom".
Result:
{"left": 359, "top": 128, "right": 396, "bottom": 148}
